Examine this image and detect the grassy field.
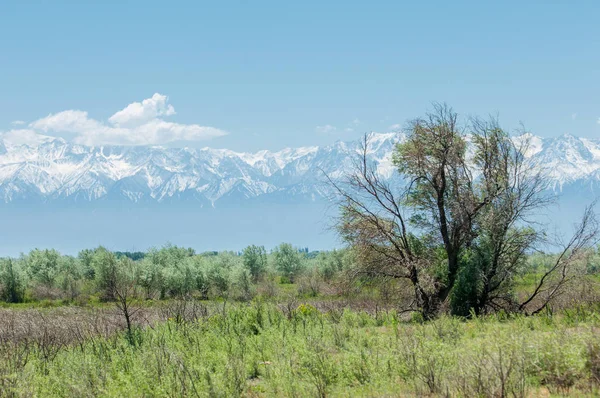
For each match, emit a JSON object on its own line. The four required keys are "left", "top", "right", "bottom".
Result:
{"left": 0, "top": 299, "right": 599, "bottom": 397}
{"left": 0, "top": 246, "right": 599, "bottom": 396}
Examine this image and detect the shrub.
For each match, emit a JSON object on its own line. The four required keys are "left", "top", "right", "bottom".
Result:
{"left": 273, "top": 243, "right": 304, "bottom": 283}
{"left": 24, "top": 249, "right": 61, "bottom": 288}
{"left": 242, "top": 245, "right": 267, "bottom": 281}
{"left": 533, "top": 331, "right": 585, "bottom": 393}
{"left": 90, "top": 247, "right": 120, "bottom": 301}
{"left": 0, "top": 259, "right": 25, "bottom": 303}
{"left": 450, "top": 249, "right": 483, "bottom": 317}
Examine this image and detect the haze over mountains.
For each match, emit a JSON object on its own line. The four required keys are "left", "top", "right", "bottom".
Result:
{"left": 0, "top": 132, "right": 598, "bottom": 255}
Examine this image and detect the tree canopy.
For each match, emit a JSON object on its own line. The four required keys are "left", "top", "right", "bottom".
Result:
{"left": 331, "top": 104, "right": 599, "bottom": 318}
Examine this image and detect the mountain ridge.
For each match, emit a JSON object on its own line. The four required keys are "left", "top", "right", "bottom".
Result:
{"left": 1, "top": 132, "right": 600, "bottom": 205}
{"left": 1, "top": 132, "right": 600, "bottom": 255}
{"left": 0, "top": 133, "right": 395, "bottom": 204}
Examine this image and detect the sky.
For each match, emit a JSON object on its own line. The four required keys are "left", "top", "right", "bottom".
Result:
{"left": 0, "top": 0, "right": 599, "bottom": 152}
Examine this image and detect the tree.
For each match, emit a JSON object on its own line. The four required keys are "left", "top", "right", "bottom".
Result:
{"left": 78, "top": 248, "right": 97, "bottom": 279}
{"left": 24, "top": 249, "right": 61, "bottom": 288}
{"left": 517, "top": 204, "right": 599, "bottom": 315}
{"left": 242, "top": 245, "right": 267, "bottom": 281}
{"left": 205, "top": 257, "right": 231, "bottom": 299}
{"left": 111, "top": 258, "right": 142, "bottom": 345}
{"left": 330, "top": 104, "right": 598, "bottom": 318}
{"left": 274, "top": 243, "right": 304, "bottom": 283}
{"left": 90, "top": 247, "right": 120, "bottom": 301}
{"left": 56, "top": 256, "right": 83, "bottom": 300}
{"left": 316, "top": 250, "right": 346, "bottom": 281}
{"left": 140, "top": 244, "right": 196, "bottom": 299}
{"left": 0, "top": 259, "right": 25, "bottom": 303}
{"left": 163, "top": 256, "right": 201, "bottom": 298}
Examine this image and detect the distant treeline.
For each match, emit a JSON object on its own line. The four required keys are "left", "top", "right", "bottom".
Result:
{"left": 114, "top": 251, "right": 146, "bottom": 261}
{"left": 0, "top": 243, "right": 348, "bottom": 304}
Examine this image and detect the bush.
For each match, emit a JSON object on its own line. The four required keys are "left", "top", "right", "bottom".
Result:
{"left": 450, "top": 249, "right": 483, "bottom": 317}
{"left": 0, "top": 259, "right": 25, "bottom": 303}
{"left": 90, "top": 247, "right": 120, "bottom": 301}
{"left": 242, "top": 245, "right": 267, "bottom": 281}
{"left": 273, "top": 243, "right": 304, "bottom": 283}
{"left": 24, "top": 249, "right": 61, "bottom": 288}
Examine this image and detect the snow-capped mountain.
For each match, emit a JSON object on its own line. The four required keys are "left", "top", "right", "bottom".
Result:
{"left": 1, "top": 131, "right": 599, "bottom": 255}
{"left": 1, "top": 132, "right": 600, "bottom": 205}
{"left": 0, "top": 132, "right": 398, "bottom": 205}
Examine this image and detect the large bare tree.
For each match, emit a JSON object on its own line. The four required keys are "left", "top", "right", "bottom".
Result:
{"left": 329, "top": 104, "right": 598, "bottom": 318}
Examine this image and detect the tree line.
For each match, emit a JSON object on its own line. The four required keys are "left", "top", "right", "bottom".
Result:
{"left": 0, "top": 243, "right": 350, "bottom": 304}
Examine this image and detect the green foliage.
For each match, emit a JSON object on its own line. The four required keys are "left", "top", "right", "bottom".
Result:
{"left": 163, "top": 256, "right": 202, "bottom": 298}
{"left": 23, "top": 249, "right": 61, "bottom": 287}
{"left": 78, "top": 248, "right": 96, "bottom": 279}
{"left": 242, "top": 245, "right": 267, "bottom": 281}
{"left": 450, "top": 249, "right": 483, "bottom": 317}
{"left": 55, "top": 255, "right": 83, "bottom": 300}
{"left": 0, "top": 242, "right": 596, "bottom": 319}
{"left": 1, "top": 303, "right": 598, "bottom": 396}
{"left": 205, "top": 256, "right": 232, "bottom": 298}
{"left": 90, "top": 247, "right": 120, "bottom": 301}
{"left": 232, "top": 266, "right": 254, "bottom": 301}
{"left": 316, "top": 250, "right": 345, "bottom": 281}
{"left": 0, "top": 244, "right": 343, "bottom": 305}
{"left": 115, "top": 251, "right": 146, "bottom": 261}
{"left": 0, "top": 259, "right": 25, "bottom": 303}
{"left": 273, "top": 243, "right": 304, "bottom": 283}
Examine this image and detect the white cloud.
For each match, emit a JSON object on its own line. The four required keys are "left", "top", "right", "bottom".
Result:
{"left": 10, "top": 120, "right": 25, "bottom": 126}
{"left": 17, "top": 93, "right": 227, "bottom": 146}
{"left": 571, "top": 113, "right": 577, "bottom": 120}
{"left": 31, "top": 110, "right": 102, "bottom": 133}
{"left": 1, "top": 129, "right": 57, "bottom": 147}
{"left": 316, "top": 124, "right": 336, "bottom": 134}
{"left": 109, "top": 93, "right": 176, "bottom": 127}
{"left": 388, "top": 123, "right": 402, "bottom": 131}
{"left": 73, "top": 120, "right": 225, "bottom": 146}
{"left": 597, "top": 117, "right": 600, "bottom": 125}
{"left": 351, "top": 118, "right": 360, "bottom": 125}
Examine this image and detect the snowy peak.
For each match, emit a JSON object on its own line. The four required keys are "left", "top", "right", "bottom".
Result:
{"left": 529, "top": 134, "right": 600, "bottom": 185}
{"left": 0, "top": 132, "right": 597, "bottom": 204}
{"left": 0, "top": 133, "right": 399, "bottom": 204}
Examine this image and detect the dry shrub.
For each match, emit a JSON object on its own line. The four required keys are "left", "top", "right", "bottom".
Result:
{"left": 587, "top": 335, "right": 600, "bottom": 387}
{"left": 454, "top": 340, "right": 527, "bottom": 398}
{"left": 398, "top": 328, "right": 450, "bottom": 395}
{"left": 29, "top": 285, "right": 64, "bottom": 301}
{"left": 160, "top": 298, "right": 209, "bottom": 324}
{"left": 297, "top": 271, "right": 322, "bottom": 297}
{"left": 278, "top": 295, "right": 298, "bottom": 320}
{"left": 256, "top": 276, "right": 279, "bottom": 299}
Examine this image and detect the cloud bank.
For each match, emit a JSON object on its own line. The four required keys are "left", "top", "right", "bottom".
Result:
{"left": 3, "top": 93, "right": 227, "bottom": 146}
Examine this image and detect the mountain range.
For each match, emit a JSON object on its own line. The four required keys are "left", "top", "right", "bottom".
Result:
{"left": 0, "top": 132, "right": 598, "bottom": 255}
{"left": 0, "top": 132, "right": 398, "bottom": 205}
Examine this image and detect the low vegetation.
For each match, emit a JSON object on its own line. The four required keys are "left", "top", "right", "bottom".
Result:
{"left": 0, "top": 300, "right": 598, "bottom": 396}
{"left": 1, "top": 105, "right": 599, "bottom": 396}
{"left": 0, "top": 243, "right": 598, "bottom": 396}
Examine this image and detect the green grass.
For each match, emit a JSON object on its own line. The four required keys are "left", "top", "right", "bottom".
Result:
{"left": 2, "top": 301, "right": 600, "bottom": 397}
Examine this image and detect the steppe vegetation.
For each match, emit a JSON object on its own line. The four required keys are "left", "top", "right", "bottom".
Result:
{"left": 1, "top": 105, "right": 600, "bottom": 396}
{"left": 0, "top": 244, "right": 597, "bottom": 396}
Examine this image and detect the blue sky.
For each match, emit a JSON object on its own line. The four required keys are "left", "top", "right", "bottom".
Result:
{"left": 0, "top": 0, "right": 598, "bottom": 151}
